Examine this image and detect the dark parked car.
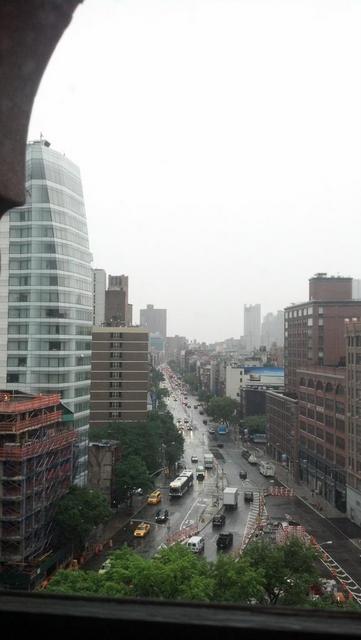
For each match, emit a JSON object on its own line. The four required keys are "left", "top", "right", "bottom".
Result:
{"left": 216, "top": 532, "right": 233, "bottom": 550}
{"left": 241, "top": 449, "right": 251, "bottom": 460}
{"left": 244, "top": 491, "right": 254, "bottom": 503}
{"left": 216, "top": 442, "right": 224, "bottom": 448}
{"left": 239, "top": 470, "right": 247, "bottom": 480}
{"left": 202, "top": 419, "right": 207, "bottom": 425}
{"left": 212, "top": 513, "right": 226, "bottom": 527}
{"left": 155, "top": 509, "right": 169, "bottom": 524}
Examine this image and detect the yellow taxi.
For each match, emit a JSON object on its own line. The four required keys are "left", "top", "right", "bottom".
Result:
{"left": 147, "top": 490, "right": 161, "bottom": 505}
{"left": 133, "top": 522, "right": 151, "bottom": 538}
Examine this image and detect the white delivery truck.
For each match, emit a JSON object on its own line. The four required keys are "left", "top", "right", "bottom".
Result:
{"left": 223, "top": 487, "right": 239, "bottom": 509}
{"left": 204, "top": 453, "right": 214, "bottom": 469}
{"left": 259, "top": 461, "right": 275, "bottom": 477}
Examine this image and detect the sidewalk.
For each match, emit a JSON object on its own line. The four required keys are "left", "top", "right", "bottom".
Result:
{"left": 79, "top": 498, "right": 147, "bottom": 569}
{"left": 247, "top": 443, "right": 345, "bottom": 520}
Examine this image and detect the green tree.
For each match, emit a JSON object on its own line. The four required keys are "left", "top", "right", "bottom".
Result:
{"left": 243, "top": 414, "right": 267, "bottom": 435}
{"left": 89, "top": 411, "right": 183, "bottom": 482}
{"left": 114, "top": 455, "right": 153, "bottom": 505}
{"left": 211, "top": 553, "right": 264, "bottom": 603}
{"left": 46, "top": 540, "right": 356, "bottom": 609}
{"left": 197, "top": 390, "right": 211, "bottom": 404}
{"left": 183, "top": 373, "right": 199, "bottom": 393}
{"left": 53, "top": 487, "right": 112, "bottom": 554}
{"left": 244, "top": 538, "right": 319, "bottom": 606}
{"left": 208, "top": 396, "right": 239, "bottom": 424}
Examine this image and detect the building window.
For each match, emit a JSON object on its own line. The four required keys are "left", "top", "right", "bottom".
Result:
{"left": 335, "top": 384, "right": 345, "bottom": 396}
{"left": 335, "top": 402, "right": 345, "bottom": 415}
{"left": 325, "top": 414, "right": 334, "bottom": 427}
{"left": 49, "top": 341, "right": 61, "bottom": 351}
{"left": 336, "top": 436, "right": 345, "bottom": 450}
{"left": 325, "top": 432, "right": 334, "bottom": 445}
{"left": 7, "top": 373, "right": 19, "bottom": 383}
{"left": 335, "top": 419, "right": 345, "bottom": 433}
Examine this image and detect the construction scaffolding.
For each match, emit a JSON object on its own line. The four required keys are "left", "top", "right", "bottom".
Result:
{"left": 0, "top": 392, "right": 76, "bottom": 573}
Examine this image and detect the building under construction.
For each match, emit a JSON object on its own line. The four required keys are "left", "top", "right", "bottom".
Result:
{"left": 0, "top": 391, "right": 76, "bottom": 588}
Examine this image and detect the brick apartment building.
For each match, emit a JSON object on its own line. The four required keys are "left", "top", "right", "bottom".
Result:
{"left": 89, "top": 327, "right": 149, "bottom": 427}
{"left": 297, "top": 366, "right": 346, "bottom": 511}
{"left": 267, "top": 274, "right": 361, "bottom": 511}
{"left": 345, "top": 318, "right": 361, "bottom": 525}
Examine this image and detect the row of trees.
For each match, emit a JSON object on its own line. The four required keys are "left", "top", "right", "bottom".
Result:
{"left": 46, "top": 538, "right": 357, "bottom": 609}
{"left": 89, "top": 410, "right": 184, "bottom": 506}
{"left": 52, "top": 368, "right": 183, "bottom": 556}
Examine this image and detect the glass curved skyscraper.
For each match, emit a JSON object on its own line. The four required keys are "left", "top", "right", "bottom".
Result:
{"left": 0, "top": 139, "right": 93, "bottom": 485}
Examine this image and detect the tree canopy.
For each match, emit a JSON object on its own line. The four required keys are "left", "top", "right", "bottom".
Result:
{"left": 207, "top": 396, "right": 239, "bottom": 423}
{"left": 89, "top": 411, "right": 184, "bottom": 488}
{"left": 242, "top": 414, "right": 267, "bottom": 435}
{"left": 53, "top": 486, "right": 112, "bottom": 554}
{"left": 46, "top": 538, "right": 356, "bottom": 609}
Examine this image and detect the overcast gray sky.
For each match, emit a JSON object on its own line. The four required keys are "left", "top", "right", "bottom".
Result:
{"left": 29, "top": 0, "right": 361, "bottom": 343}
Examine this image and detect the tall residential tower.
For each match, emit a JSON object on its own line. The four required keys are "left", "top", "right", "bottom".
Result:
{"left": 0, "top": 139, "right": 93, "bottom": 485}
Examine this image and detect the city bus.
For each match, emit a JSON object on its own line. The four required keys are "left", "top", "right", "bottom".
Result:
{"left": 169, "top": 469, "right": 194, "bottom": 497}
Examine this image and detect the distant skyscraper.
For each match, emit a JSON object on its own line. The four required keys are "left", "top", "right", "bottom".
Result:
{"left": 0, "top": 139, "right": 93, "bottom": 485}
{"left": 261, "top": 310, "right": 284, "bottom": 348}
{"left": 93, "top": 268, "right": 106, "bottom": 326}
{"left": 140, "top": 304, "right": 167, "bottom": 339}
{"left": 244, "top": 304, "right": 261, "bottom": 351}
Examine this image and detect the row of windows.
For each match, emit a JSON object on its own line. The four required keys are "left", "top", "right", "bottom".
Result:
{"left": 347, "top": 335, "right": 361, "bottom": 347}
{"left": 8, "top": 306, "right": 93, "bottom": 321}
{"left": 9, "top": 274, "right": 92, "bottom": 292}
{"left": 9, "top": 257, "right": 92, "bottom": 279}
{"left": 285, "top": 306, "right": 323, "bottom": 319}
{"left": 9, "top": 240, "right": 91, "bottom": 264}
{"left": 8, "top": 324, "right": 92, "bottom": 336}
{"left": 299, "top": 398, "right": 345, "bottom": 415}
{"left": 8, "top": 340, "right": 91, "bottom": 352}
{"left": 9, "top": 290, "right": 92, "bottom": 306}
{"left": 11, "top": 205, "right": 87, "bottom": 232}
{"left": 7, "top": 355, "right": 91, "bottom": 367}
{"left": 8, "top": 322, "right": 91, "bottom": 337}
{"left": 9, "top": 224, "right": 89, "bottom": 248}
{"left": 27, "top": 157, "right": 83, "bottom": 197}
{"left": 299, "top": 377, "right": 345, "bottom": 394}
{"left": 26, "top": 184, "right": 85, "bottom": 217}
{"left": 348, "top": 352, "right": 361, "bottom": 365}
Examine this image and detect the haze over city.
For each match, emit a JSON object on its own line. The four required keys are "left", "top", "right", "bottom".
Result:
{"left": 28, "top": 0, "right": 361, "bottom": 342}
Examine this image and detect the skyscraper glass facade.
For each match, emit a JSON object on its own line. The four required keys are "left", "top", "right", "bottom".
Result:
{"left": 0, "top": 140, "right": 93, "bottom": 485}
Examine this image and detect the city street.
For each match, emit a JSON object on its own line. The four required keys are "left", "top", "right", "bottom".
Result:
{"left": 84, "top": 372, "right": 361, "bottom": 597}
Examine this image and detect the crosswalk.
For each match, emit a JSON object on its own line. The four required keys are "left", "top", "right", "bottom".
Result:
{"left": 240, "top": 491, "right": 268, "bottom": 552}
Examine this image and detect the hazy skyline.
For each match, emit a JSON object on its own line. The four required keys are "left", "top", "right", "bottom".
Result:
{"left": 28, "top": 0, "right": 361, "bottom": 342}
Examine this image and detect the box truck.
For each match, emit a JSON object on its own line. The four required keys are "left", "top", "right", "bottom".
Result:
{"left": 223, "top": 487, "right": 239, "bottom": 509}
